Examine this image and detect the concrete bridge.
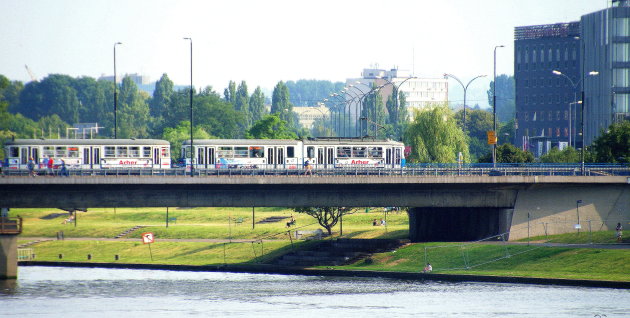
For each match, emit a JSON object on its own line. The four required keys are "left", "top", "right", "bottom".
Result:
{"left": 1, "top": 175, "right": 629, "bottom": 278}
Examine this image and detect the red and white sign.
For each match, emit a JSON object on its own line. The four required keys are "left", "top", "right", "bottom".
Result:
{"left": 142, "top": 232, "right": 155, "bottom": 244}
{"left": 336, "top": 158, "right": 383, "bottom": 167}
{"left": 101, "top": 158, "right": 152, "bottom": 167}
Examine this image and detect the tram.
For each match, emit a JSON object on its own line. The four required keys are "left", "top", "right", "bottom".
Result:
{"left": 182, "top": 138, "right": 405, "bottom": 169}
{"left": 3, "top": 139, "right": 171, "bottom": 170}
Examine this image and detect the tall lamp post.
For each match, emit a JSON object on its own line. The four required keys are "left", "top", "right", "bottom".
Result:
{"left": 184, "top": 37, "right": 193, "bottom": 177}
{"left": 551, "top": 70, "right": 598, "bottom": 149}
{"left": 493, "top": 45, "right": 505, "bottom": 168}
{"left": 113, "top": 42, "right": 122, "bottom": 139}
{"left": 443, "top": 73, "right": 486, "bottom": 132}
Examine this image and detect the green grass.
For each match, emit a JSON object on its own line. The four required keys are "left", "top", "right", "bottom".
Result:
{"left": 521, "top": 231, "right": 627, "bottom": 244}
{"left": 28, "top": 240, "right": 300, "bottom": 265}
{"left": 337, "top": 242, "right": 630, "bottom": 282}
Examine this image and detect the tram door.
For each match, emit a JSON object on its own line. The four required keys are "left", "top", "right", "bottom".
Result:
{"left": 84, "top": 148, "right": 92, "bottom": 169}
{"left": 266, "top": 147, "right": 285, "bottom": 169}
{"left": 207, "top": 148, "right": 215, "bottom": 167}
{"left": 386, "top": 148, "right": 392, "bottom": 168}
{"left": 93, "top": 148, "right": 101, "bottom": 169}
{"left": 31, "top": 148, "right": 39, "bottom": 166}
{"left": 153, "top": 148, "right": 161, "bottom": 168}
{"left": 395, "top": 148, "right": 402, "bottom": 167}
{"left": 316, "top": 147, "right": 325, "bottom": 169}
{"left": 197, "top": 147, "right": 205, "bottom": 168}
{"left": 326, "top": 147, "right": 335, "bottom": 168}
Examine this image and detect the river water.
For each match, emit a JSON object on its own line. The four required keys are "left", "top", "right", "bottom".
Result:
{"left": 1, "top": 266, "right": 628, "bottom": 317}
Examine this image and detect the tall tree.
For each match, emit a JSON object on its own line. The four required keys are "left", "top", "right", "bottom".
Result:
{"left": 403, "top": 105, "right": 469, "bottom": 163}
{"left": 151, "top": 73, "right": 174, "bottom": 118}
{"left": 271, "top": 81, "right": 299, "bottom": 130}
{"left": 361, "top": 84, "right": 387, "bottom": 138}
{"left": 234, "top": 81, "right": 250, "bottom": 127}
{"left": 117, "top": 76, "right": 150, "bottom": 138}
{"left": 223, "top": 80, "right": 236, "bottom": 105}
{"left": 249, "top": 86, "right": 266, "bottom": 123}
{"left": 18, "top": 74, "right": 81, "bottom": 124}
{"left": 486, "top": 74, "right": 515, "bottom": 123}
{"left": 285, "top": 79, "right": 345, "bottom": 106}
{"left": 386, "top": 89, "right": 408, "bottom": 140}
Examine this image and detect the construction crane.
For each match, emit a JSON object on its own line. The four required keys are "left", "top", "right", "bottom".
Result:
{"left": 24, "top": 65, "right": 38, "bottom": 82}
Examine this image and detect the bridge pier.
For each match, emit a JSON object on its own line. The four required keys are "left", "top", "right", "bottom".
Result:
{"left": 1, "top": 214, "right": 22, "bottom": 279}
{"left": 408, "top": 207, "right": 513, "bottom": 242}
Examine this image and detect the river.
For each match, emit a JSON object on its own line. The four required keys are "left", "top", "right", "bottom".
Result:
{"left": 1, "top": 266, "right": 628, "bottom": 317}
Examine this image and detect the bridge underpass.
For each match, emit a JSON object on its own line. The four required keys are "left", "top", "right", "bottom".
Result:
{"left": 1, "top": 175, "right": 629, "bottom": 278}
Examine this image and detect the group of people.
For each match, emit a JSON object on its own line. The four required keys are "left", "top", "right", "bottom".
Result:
{"left": 372, "top": 219, "right": 386, "bottom": 226}
{"left": 26, "top": 156, "right": 68, "bottom": 177}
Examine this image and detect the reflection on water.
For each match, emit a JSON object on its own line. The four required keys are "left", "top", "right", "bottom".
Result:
{"left": 1, "top": 266, "right": 628, "bottom": 317}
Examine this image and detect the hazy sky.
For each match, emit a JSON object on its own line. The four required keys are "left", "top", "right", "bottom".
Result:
{"left": 0, "top": 0, "right": 609, "bottom": 106}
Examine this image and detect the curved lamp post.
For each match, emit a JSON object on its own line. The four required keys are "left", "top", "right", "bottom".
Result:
{"left": 552, "top": 70, "right": 598, "bottom": 150}
{"left": 183, "top": 37, "right": 193, "bottom": 177}
{"left": 443, "top": 73, "right": 486, "bottom": 132}
{"left": 113, "top": 42, "right": 122, "bottom": 139}
{"left": 372, "top": 76, "right": 416, "bottom": 138}
{"left": 349, "top": 83, "right": 370, "bottom": 137}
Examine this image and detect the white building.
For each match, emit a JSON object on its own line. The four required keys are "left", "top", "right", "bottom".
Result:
{"left": 293, "top": 105, "right": 331, "bottom": 129}
{"left": 345, "top": 68, "right": 448, "bottom": 118}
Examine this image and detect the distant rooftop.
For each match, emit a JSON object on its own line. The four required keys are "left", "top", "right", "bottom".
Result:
{"left": 514, "top": 22, "right": 580, "bottom": 40}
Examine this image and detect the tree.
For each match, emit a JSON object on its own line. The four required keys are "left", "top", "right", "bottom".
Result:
{"left": 385, "top": 89, "right": 408, "bottom": 140}
{"left": 194, "top": 90, "right": 245, "bottom": 139}
{"left": 162, "top": 121, "right": 212, "bottom": 160}
{"left": 223, "top": 80, "right": 236, "bottom": 104}
{"left": 285, "top": 79, "right": 345, "bottom": 106}
{"left": 486, "top": 74, "right": 515, "bottom": 123}
{"left": 271, "top": 81, "right": 299, "bottom": 131}
{"left": 361, "top": 84, "right": 387, "bottom": 138}
{"left": 246, "top": 114, "right": 297, "bottom": 139}
{"left": 117, "top": 76, "right": 150, "bottom": 138}
{"left": 234, "top": 81, "right": 250, "bottom": 127}
{"left": 403, "top": 105, "right": 469, "bottom": 163}
{"left": 150, "top": 73, "right": 174, "bottom": 119}
{"left": 591, "top": 121, "right": 630, "bottom": 163}
{"left": 249, "top": 86, "right": 266, "bottom": 123}
{"left": 478, "top": 143, "right": 534, "bottom": 163}
{"left": 539, "top": 147, "right": 580, "bottom": 163}
{"left": 293, "top": 206, "right": 352, "bottom": 236}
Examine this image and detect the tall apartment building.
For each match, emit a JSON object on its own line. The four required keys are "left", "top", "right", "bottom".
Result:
{"left": 581, "top": 0, "right": 630, "bottom": 145}
{"left": 514, "top": 22, "right": 581, "bottom": 156}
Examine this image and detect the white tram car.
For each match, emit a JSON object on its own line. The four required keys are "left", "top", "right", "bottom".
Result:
{"left": 3, "top": 139, "right": 171, "bottom": 170}
{"left": 182, "top": 138, "right": 405, "bottom": 169}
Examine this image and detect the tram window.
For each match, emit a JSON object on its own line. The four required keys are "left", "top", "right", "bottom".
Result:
{"left": 249, "top": 147, "right": 264, "bottom": 158}
{"left": 161, "top": 147, "right": 169, "bottom": 157}
{"left": 287, "top": 146, "right": 295, "bottom": 158}
{"left": 368, "top": 147, "right": 383, "bottom": 158}
{"left": 218, "top": 146, "right": 233, "bottom": 158}
{"left": 68, "top": 147, "right": 79, "bottom": 158}
{"left": 338, "top": 147, "right": 351, "bottom": 157}
{"left": 143, "top": 147, "right": 152, "bottom": 157}
{"left": 56, "top": 147, "right": 67, "bottom": 157}
{"left": 104, "top": 147, "right": 115, "bottom": 157}
{"left": 43, "top": 146, "right": 54, "bottom": 157}
{"left": 352, "top": 147, "right": 367, "bottom": 157}
{"left": 116, "top": 147, "right": 128, "bottom": 157}
{"left": 234, "top": 147, "right": 248, "bottom": 158}
{"left": 184, "top": 146, "right": 192, "bottom": 158}
{"left": 307, "top": 147, "right": 315, "bottom": 159}
{"left": 9, "top": 146, "right": 19, "bottom": 158}
{"left": 129, "top": 147, "right": 140, "bottom": 157}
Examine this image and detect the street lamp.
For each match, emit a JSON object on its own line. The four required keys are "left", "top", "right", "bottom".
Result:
{"left": 113, "top": 42, "right": 122, "bottom": 139}
{"left": 493, "top": 45, "right": 505, "bottom": 168}
{"left": 183, "top": 37, "right": 193, "bottom": 177}
{"left": 552, "top": 70, "right": 598, "bottom": 149}
{"left": 373, "top": 76, "right": 417, "bottom": 138}
{"left": 568, "top": 101, "right": 582, "bottom": 148}
{"left": 443, "top": 73, "right": 486, "bottom": 132}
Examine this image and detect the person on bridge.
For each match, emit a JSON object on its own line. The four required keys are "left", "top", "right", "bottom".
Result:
{"left": 47, "top": 156, "right": 54, "bottom": 176}
{"left": 303, "top": 159, "right": 313, "bottom": 176}
{"left": 60, "top": 159, "right": 69, "bottom": 177}
{"left": 27, "top": 157, "right": 36, "bottom": 177}
{"left": 616, "top": 223, "right": 623, "bottom": 243}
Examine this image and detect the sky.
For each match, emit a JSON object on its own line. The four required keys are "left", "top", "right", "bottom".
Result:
{"left": 0, "top": 0, "right": 610, "bottom": 107}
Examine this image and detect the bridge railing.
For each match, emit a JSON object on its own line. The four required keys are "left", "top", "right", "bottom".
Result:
{"left": 1, "top": 164, "right": 629, "bottom": 177}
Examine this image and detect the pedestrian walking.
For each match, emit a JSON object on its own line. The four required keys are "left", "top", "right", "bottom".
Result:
{"left": 616, "top": 223, "right": 623, "bottom": 243}
{"left": 60, "top": 159, "right": 69, "bottom": 177}
{"left": 27, "top": 157, "right": 36, "bottom": 177}
{"left": 47, "top": 156, "right": 54, "bottom": 176}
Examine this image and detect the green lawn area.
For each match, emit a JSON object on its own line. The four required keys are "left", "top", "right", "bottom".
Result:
{"left": 11, "top": 207, "right": 630, "bottom": 282}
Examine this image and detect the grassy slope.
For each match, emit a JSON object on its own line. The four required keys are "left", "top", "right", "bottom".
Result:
{"left": 11, "top": 208, "right": 630, "bottom": 281}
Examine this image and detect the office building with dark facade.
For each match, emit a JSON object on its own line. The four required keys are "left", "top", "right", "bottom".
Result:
{"left": 515, "top": 0, "right": 630, "bottom": 156}
{"left": 514, "top": 22, "right": 581, "bottom": 156}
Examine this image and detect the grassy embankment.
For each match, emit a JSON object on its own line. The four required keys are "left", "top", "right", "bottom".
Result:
{"left": 12, "top": 208, "right": 630, "bottom": 281}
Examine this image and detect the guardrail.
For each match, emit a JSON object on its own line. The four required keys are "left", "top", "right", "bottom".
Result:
{"left": 0, "top": 217, "right": 22, "bottom": 234}
{"left": 1, "top": 165, "right": 629, "bottom": 177}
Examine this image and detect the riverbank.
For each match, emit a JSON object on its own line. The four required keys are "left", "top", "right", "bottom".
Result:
{"left": 18, "top": 260, "right": 630, "bottom": 289}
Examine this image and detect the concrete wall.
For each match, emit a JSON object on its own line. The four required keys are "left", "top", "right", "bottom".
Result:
{"left": 409, "top": 207, "right": 513, "bottom": 242}
{"left": 509, "top": 185, "right": 630, "bottom": 240}
{"left": 0, "top": 235, "right": 18, "bottom": 279}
